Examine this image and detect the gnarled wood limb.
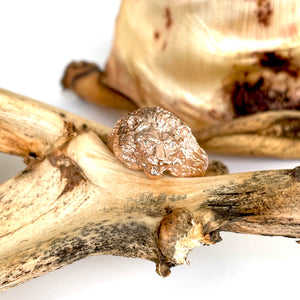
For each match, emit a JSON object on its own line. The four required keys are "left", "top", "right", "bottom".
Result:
{"left": 0, "top": 89, "right": 111, "bottom": 157}
{"left": 195, "top": 110, "right": 300, "bottom": 158}
{"left": 61, "top": 61, "right": 137, "bottom": 111}
{"left": 0, "top": 89, "right": 299, "bottom": 292}
{"left": 62, "top": 61, "right": 300, "bottom": 159}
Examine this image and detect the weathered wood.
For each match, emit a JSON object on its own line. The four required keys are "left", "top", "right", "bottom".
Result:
{"left": 61, "top": 61, "right": 137, "bottom": 111}
{"left": 195, "top": 110, "right": 300, "bottom": 158}
{"left": 61, "top": 60, "right": 300, "bottom": 159}
{"left": 61, "top": 0, "right": 300, "bottom": 159}
{"left": 0, "top": 89, "right": 299, "bottom": 291}
{"left": 0, "top": 89, "right": 111, "bottom": 157}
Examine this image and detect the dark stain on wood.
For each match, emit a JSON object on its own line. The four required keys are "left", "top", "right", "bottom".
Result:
{"left": 154, "top": 31, "right": 160, "bottom": 40}
{"left": 48, "top": 154, "right": 86, "bottom": 196}
{"left": 81, "top": 123, "right": 88, "bottom": 131}
{"left": 200, "top": 168, "right": 300, "bottom": 237}
{"left": 259, "top": 52, "right": 299, "bottom": 77}
{"left": 124, "top": 193, "right": 186, "bottom": 217}
{"left": 64, "top": 121, "right": 78, "bottom": 137}
{"left": 230, "top": 52, "right": 300, "bottom": 117}
{"left": 256, "top": 0, "right": 273, "bottom": 26}
{"left": 231, "top": 79, "right": 300, "bottom": 116}
{"left": 29, "top": 152, "right": 37, "bottom": 158}
{"left": 201, "top": 169, "right": 296, "bottom": 219}
{"left": 0, "top": 221, "right": 163, "bottom": 288}
{"left": 165, "top": 7, "right": 172, "bottom": 29}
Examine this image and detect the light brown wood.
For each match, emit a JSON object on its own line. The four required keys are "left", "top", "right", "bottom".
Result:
{"left": 61, "top": 61, "right": 137, "bottom": 111}
{"left": 61, "top": 59, "right": 300, "bottom": 158}
{"left": 0, "top": 89, "right": 299, "bottom": 291}
{"left": 195, "top": 110, "right": 300, "bottom": 158}
{"left": 61, "top": 0, "right": 300, "bottom": 158}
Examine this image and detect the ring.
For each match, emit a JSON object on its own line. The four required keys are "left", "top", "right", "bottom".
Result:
{"left": 108, "top": 107, "right": 208, "bottom": 179}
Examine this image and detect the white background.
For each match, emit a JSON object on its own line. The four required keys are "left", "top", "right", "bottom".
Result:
{"left": 0, "top": 1, "right": 300, "bottom": 299}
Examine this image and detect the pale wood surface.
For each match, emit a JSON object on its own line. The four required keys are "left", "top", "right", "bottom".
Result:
{"left": 0, "top": 89, "right": 299, "bottom": 291}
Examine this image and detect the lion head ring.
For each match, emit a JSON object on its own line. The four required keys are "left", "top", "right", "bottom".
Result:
{"left": 108, "top": 107, "right": 208, "bottom": 179}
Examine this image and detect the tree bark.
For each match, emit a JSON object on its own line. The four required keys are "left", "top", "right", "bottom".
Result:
{"left": 0, "top": 89, "right": 299, "bottom": 291}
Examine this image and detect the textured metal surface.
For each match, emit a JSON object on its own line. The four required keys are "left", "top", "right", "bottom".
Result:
{"left": 109, "top": 107, "right": 208, "bottom": 179}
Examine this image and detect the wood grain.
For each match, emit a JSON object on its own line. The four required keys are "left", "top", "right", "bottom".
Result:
{"left": 0, "top": 89, "right": 299, "bottom": 291}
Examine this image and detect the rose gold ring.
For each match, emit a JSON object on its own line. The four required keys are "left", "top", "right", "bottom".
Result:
{"left": 108, "top": 107, "right": 208, "bottom": 179}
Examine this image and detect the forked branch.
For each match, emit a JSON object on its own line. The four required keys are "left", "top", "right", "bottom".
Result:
{"left": 0, "top": 89, "right": 299, "bottom": 292}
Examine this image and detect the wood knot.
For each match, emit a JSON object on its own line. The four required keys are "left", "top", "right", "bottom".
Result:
{"left": 158, "top": 209, "right": 213, "bottom": 265}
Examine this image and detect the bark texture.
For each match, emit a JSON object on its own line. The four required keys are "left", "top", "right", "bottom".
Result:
{"left": 0, "top": 89, "right": 299, "bottom": 292}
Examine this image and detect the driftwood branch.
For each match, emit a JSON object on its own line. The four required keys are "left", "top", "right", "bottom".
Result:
{"left": 62, "top": 61, "right": 300, "bottom": 158}
{"left": 195, "top": 110, "right": 300, "bottom": 158}
{"left": 0, "top": 89, "right": 299, "bottom": 291}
